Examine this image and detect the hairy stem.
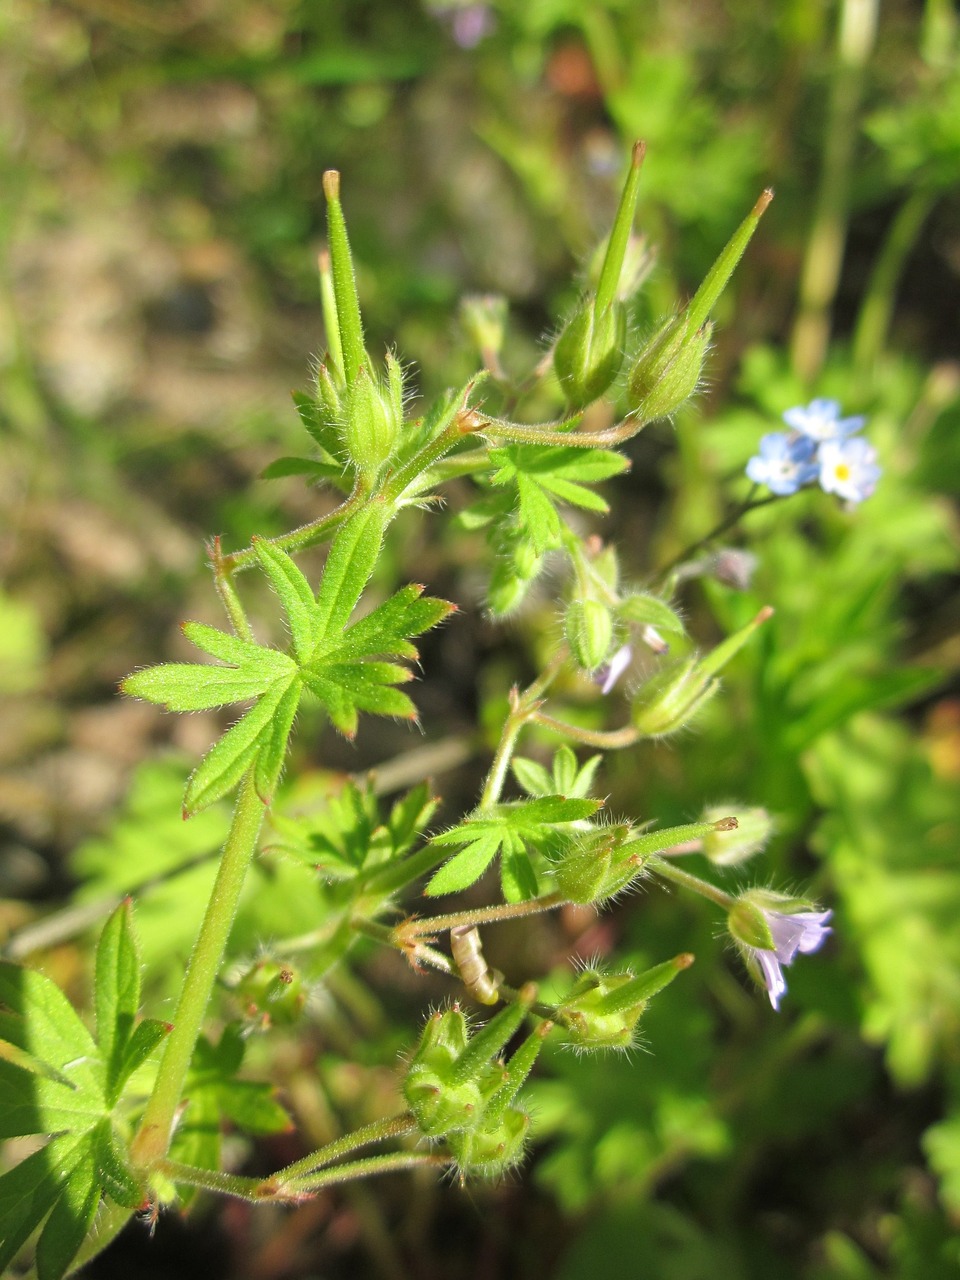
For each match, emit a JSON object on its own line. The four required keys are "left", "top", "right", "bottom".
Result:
{"left": 649, "top": 856, "right": 736, "bottom": 910}
{"left": 131, "top": 772, "right": 266, "bottom": 1168}
{"left": 530, "top": 711, "right": 639, "bottom": 750}
{"left": 221, "top": 490, "right": 364, "bottom": 574}
{"left": 263, "top": 1113, "right": 419, "bottom": 1186}
{"left": 480, "top": 649, "right": 569, "bottom": 809}
{"left": 400, "top": 891, "right": 566, "bottom": 937}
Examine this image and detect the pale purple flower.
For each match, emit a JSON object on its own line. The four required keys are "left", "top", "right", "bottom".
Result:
{"left": 783, "top": 398, "right": 865, "bottom": 442}
{"left": 429, "top": 2, "right": 496, "bottom": 47}
{"left": 595, "top": 643, "right": 632, "bottom": 694}
{"left": 745, "top": 432, "right": 819, "bottom": 495}
{"left": 707, "top": 548, "right": 758, "bottom": 592}
{"left": 749, "top": 909, "right": 833, "bottom": 1010}
{"left": 818, "top": 437, "right": 882, "bottom": 505}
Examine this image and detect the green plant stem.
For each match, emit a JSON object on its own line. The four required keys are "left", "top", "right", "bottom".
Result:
{"left": 159, "top": 1143, "right": 448, "bottom": 1203}
{"left": 790, "top": 0, "right": 879, "bottom": 383}
{"left": 160, "top": 1159, "right": 266, "bottom": 1201}
{"left": 382, "top": 408, "right": 484, "bottom": 503}
{"left": 263, "top": 1113, "right": 418, "bottom": 1186}
{"left": 221, "top": 490, "right": 364, "bottom": 574}
{"left": 648, "top": 856, "right": 736, "bottom": 910}
{"left": 400, "top": 891, "right": 566, "bottom": 938}
{"left": 210, "top": 535, "right": 254, "bottom": 641}
{"left": 478, "top": 412, "right": 644, "bottom": 449}
{"left": 131, "top": 771, "right": 266, "bottom": 1168}
{"left": 530, "top": 711, "right": 639, "bottom": 750}
{"left": 480, "top": 650, "right": 569, "bottom": 809}
{"left": 277, "top": 1151, "right": 451, "bottom": 1197}
{"left": 652, "top": 489, "right": 786, "bottom": 588}
{"left": 852, "top": 188, "right": 936, "bottom": 383}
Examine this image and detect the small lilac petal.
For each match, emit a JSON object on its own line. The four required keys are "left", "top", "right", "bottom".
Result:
{"left": 766, "top": 911, "right": 830, "bottom": 964}
{"left": 754, "top": 948, "right": 787, "bottom": 1010}
{"left": 450, "top": 5, "right": 495, "bottom": 47}
{"left": 596, "top": 643, "right": 632, "bottom": 694}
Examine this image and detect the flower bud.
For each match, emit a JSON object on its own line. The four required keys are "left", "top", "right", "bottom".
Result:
{"left": 236, "top": 959, "right": 306, "bottom": 1026}
{"left": 630, "top": 606, "right": 772, "bottom": 737}
{"left": 701, "top": 804, "right": 773, "bottom": 866}
{"left": 316, "top": 361, "right": 343, "bottom": 421}
{"left": 511, "top": 537, "right": 540, "bottom": 582}
{"left": 627, "top": 188, "right": 773, "bottom": 424}
{"left": 488, "top": 559, "right": 533, "bottom": 616}
{"left": 447, "top": 1106, "right": 530, "bottom": 1178}
{"left": 553, "top": 299, "right": 628, "bottom": 407}
{"left": 553, "top": 141, "right": 645, "bottom": 408}
{"left": 403, "top": 1006, "right": 481, "bottom": 1137}
{"left": 565, "top": 598, "right": 614, "bottom": 673}
{"left": 558, "top": 955, "right": 693, "bottom": 1051}
{"left": 340, "top": 357, "right": 403, "bottom": 474}
{"left": 626, "top": 314, "right": 712, "bottom": 424}
{"left": 403, "top": 992, "right": 537, "bottom": 1140}
{"left": 554, "top": 824, "right": 638, "bottom": 905}
{"left": 630, "top": 653, "right": 716, "bottom": 737}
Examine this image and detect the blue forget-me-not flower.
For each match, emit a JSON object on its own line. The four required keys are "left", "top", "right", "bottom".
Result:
{"left": 818, "top": 437, "right": 882, "bottom": 505}
{"left": 745, "top": 432, "right": 819, "bottom": 495}
{"left": 782, "top": 398, "right": 866, "bottom": 442}
{"left": 746, "top": 398, "right": 880, "bottom": 504}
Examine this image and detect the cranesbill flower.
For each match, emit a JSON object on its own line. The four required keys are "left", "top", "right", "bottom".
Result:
{"left": 728, "top": 894, "right": 832, "bottom": 1010}
{"left": 751, "top": 909, "right": 832, "bottom": 1009}
{"left": 745, "top": 432, "right": 819, "bottom": 495}
{"left": 818, "top": 437, "right": 882, "bottom": 505}
{"left": 782, "top": 398, "right": 865, "bottom": 442}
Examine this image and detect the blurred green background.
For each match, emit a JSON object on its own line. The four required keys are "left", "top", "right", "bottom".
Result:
{"left": 1, "top": 1, "right": 959, "bottom": 1277}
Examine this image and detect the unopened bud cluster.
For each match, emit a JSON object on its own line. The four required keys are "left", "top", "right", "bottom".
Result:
{"left": 403, "top": 991, "right": 546, "bottom": 1177}
{"left": 557, "top": 955, "right": 693, "bottom": 1051}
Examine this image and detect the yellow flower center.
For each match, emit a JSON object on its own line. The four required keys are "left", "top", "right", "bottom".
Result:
{"left": 835, "top": 463, "right": 851, "bottom": 481}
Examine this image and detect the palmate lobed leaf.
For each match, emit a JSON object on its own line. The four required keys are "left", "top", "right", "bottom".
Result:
{"left": 426, "top": 795, "right": 601, "bottom": 898}
{"left": 124, "top": 516, "right": 451, "bottom": 812}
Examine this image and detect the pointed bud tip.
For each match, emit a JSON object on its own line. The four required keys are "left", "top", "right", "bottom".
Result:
{"left": 631, "top": 139, "right": 646, "bottom": 167}
{"left": 755, "top": 605, "right": 775, "bottom": 624}
{"left": 317, "top": 248, "right": 330, "bottom": 272}
{"left": 675, "top": 953, "right": 695, "bottom": 970}
{"left": 713, "top": 816, "right": 739, "bottom": 832}
{"left": 322, "top": 170, "right": 340, "bottom": 201}
{"left": 753, "top": 189, "right": 774, "bottom": 217}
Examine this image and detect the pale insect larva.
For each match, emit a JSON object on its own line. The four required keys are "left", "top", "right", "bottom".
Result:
{"left": 450, "top": 925, "right": 502, "bottom": 1005}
